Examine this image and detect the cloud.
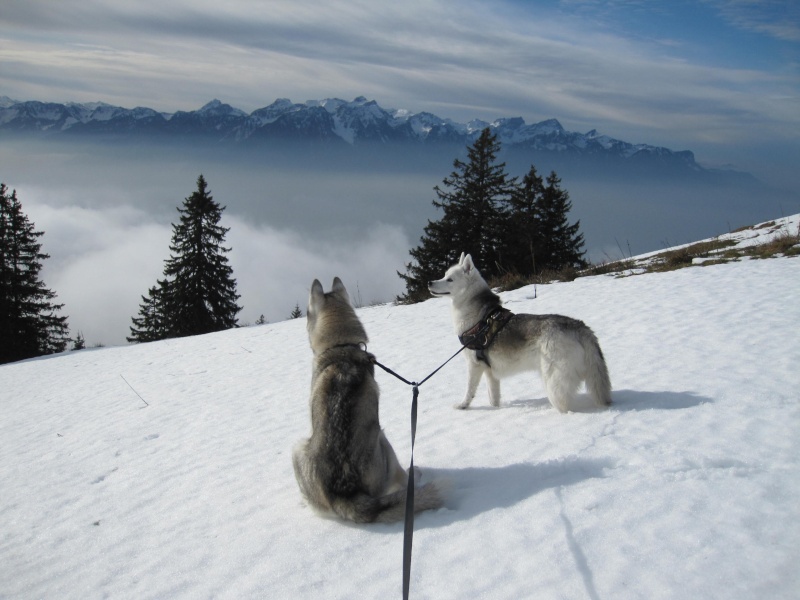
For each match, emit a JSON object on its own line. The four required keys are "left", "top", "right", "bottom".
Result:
{"left": 1, "top": 0, "right": 797, "bottom": 155}
{"left": 21, "top": 196, "right": 412, "bottom": 347}
{"left": 707, "top": 0, "right": 800, "bottom": 42}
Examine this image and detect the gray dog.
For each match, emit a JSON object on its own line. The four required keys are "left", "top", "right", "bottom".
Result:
{"left": 292, "top": 277, "right": 443, "bottom": 523}
{"left": 429, "top": 254, "right": 612, "bottom": 413}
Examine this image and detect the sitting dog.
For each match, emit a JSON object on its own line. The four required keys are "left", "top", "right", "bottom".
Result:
{"left": 292, "top": 277, "right": 443, "bottom": 522}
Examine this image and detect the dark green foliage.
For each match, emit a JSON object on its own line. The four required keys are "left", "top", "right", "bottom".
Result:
{"left": 128, "top": 280, "right": 171, "bottom": 343}
{"left": 398, "top": 128, "right": 517, "bottom": 302}
{"left": 72, "top": 332, "right": 86, "bottom": 351}
{"left": 128, "top": 175, "right": 241, "bottom": 343}
{"left": 501, "top": 164, "right": 546, "bottom": 277}
{"left": 398, "top": 132, "right": 587, "bottom": 302}
{"left": 541, "top": 171, "right": 586, "bottom": 270}
{"left": 1, "top": 183, "right": 70, "bottom": 363}
{"left": 290, "top": 304, "right": 303, "bottom": 319}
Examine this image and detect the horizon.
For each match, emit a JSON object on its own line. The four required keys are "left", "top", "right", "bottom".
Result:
{"left": 2, "top": 0, "right": 798, "bottom": 347}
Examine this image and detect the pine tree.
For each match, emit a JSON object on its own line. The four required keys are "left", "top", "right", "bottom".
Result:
{"left": 127, "top": 280, "right": 170, "bottom": 343}
{"left": 128, "top": 175, "right": 241, "bottom": 342}
{"left": 502, "top": 164, "right": 546, "bottom": 277}
{"left": 290, "top": 304, "right": 303, "bottom": 319}
{"left": 72, "top": 332, "right": 86, "bottom": 351}
{"left": 0, "top": 183, "right": 70, "bottom": 363}
{"left": 536, "top": 171, "right": 587, "bottom": 271}
{"left": 398, "top": 128, "right": 517, "bottom": 302}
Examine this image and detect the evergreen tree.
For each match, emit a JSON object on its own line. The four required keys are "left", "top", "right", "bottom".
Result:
{"left": 128, "top": 175, "right": 241, "bottom": 342}
{"left": 502, "top": 164, "right": 546, "bottom": 277}
{"left": 72, "top": 332, "right": 86, "bottom": 351}
{"left": 255, "top": 314, "right": 267, "bottom": 326}
{"left": 127, "top": 280, "right": 170, "bottom": 343}
{"left": 0, "top": 183, "right": 70, "bottom": 363}
{"left": 290, "top": 304, "right": 303, "bottom": 319}
{"left": 536, "top": 171, "right": 587, "bottom": 271}
{"left": 398, "top": 128, "right": 517, "bottom": 302}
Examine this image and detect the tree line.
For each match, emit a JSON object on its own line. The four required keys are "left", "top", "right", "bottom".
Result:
{"left": 398, "top": 127, "right": 585, "bottom": 302}
{"left": 1, "top": 129, "right": 585, "bottom": 363}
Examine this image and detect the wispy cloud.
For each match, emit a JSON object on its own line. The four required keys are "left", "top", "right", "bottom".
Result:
{"left": 2, "top": 0, "right": 797, "bottom": 151}
{"left": 707, "top": 0, "right": 800, "bottom": 42}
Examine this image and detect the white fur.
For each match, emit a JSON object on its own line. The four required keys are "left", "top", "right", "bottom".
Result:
{"left": 429, "top": 253, "right": 612, "bottom": 412}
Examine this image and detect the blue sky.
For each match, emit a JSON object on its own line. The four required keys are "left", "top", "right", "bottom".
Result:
{"left": 1, "top": 0, "right": 798, "bottom": 346}
{"left": 1, "top": 0, "right": 798, "bottom": 185}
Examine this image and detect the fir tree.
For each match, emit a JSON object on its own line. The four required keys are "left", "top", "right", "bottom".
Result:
{"left": 127, "top": 280, "right": 170, "bottom": 343}
{"left": 502, "top": 164, "right": 546, "bottom": 277}
{"left": 290, "top": 304, "right": 303, "bottom": 319}
{"left": 398, "top": 128, "right": 517, "bottom": 302}
{"left": 128, "top": 175, "right": 241, "bottom": 342}
{"left": 536, "top": 172, "right": 587, "bottom": 271}
{"left": 72, "top": 332, "right": 86, "bottom": 351}
{"left": 0, "top": 183, "right": 70, "bottom": 363}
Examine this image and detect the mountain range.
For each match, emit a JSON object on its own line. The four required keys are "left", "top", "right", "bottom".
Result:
{"left": 0, "top": 95, "right": 708, "bottom": 175}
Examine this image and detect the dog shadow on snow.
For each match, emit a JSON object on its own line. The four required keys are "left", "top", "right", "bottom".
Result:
{"left": 410, "top": 457, "right": 614, "bottom": 529}
{"left": 405, "top": 390, "right": 712, "bottom": 528}
{"left": 507, "top": 389, "right": 712, "bottom": 412}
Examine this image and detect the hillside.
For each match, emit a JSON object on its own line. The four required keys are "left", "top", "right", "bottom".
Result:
{"left": 1, "top": 216, "right": 798, "bottom": 599}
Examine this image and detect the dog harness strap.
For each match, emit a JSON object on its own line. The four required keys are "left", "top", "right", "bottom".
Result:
{"left": 458, "top": 307, "right": 514, "bottom": 366}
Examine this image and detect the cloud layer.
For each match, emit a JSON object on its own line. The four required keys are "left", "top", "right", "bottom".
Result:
{"left": 24, "top": 198, "right": 412, "bottom": 347}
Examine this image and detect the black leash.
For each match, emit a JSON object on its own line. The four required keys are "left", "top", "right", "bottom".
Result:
{"left": 372, "top": 345, "right": 466, "bottom": 600}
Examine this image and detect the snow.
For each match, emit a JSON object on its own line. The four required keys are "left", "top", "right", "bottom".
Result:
{"left": 2, "top": 224, "right": 799, "bottom": 599}
{"left": 632, "top": 214, "right": 799, "bottom": 261}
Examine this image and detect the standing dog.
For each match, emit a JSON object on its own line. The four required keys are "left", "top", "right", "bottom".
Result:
{"left": 292, "top": 277, "right": 443, "bottom": 523}
{"left": 428, "top": 254, "right": 612, "bottom": 413}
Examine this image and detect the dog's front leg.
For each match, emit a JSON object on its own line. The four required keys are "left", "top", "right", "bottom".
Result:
{"left": 486, "top": 370, "right": 501, "bottom": 407}
{"left": 456, "top": 358, "right": 483, "bottom": 409}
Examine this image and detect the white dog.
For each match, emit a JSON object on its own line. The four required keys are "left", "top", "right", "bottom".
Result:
{"left": 429, "top": 254, "right": 612, "bottom": 413}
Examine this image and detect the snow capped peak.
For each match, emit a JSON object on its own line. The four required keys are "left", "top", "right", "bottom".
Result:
{"left": 200, "top": 99, "right": 223, "bottom": 110}
{"left": 0, "top": 95, "right": 19, "bottom": 108}
{"left": 0, "top": 95, "right": 699, "bottom": 169}
{"left": 198, "top": 99, "right": 247, "bottom": 117}
{"left": 530, "top": 118, "right": 564, "bottom": 134}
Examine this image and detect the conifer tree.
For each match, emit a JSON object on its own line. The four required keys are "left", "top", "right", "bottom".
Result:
{"left": 1, "top": 183, "right": 70, "bottom": 363}
{"left": 398, "top": 128, "right": 517, "bottom": 302}
{"left": 72, "top": 331, "right": 86, "bottom": 351}
{"left": 502, "top": 164, "right": 546, "bottom": 277}
{"left": 128, "top": 175, "right": 241, "bottom": 342}
{"left": 127, "top": 280, "right": 170, "bottom": 343}
{"left": 536, "top": 172, "right": 587, "bottom": 271}
{"left": 290, "top": 304, "right": 303, "bottom": 319}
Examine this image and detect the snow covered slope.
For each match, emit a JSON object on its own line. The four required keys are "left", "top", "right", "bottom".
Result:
{"left": 2, "top": 219, "right": 799, "bottom": 599}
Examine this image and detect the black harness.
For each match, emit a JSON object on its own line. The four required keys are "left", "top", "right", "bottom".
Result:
{"left": 458, "top": 306, "right": 514, "bottom": 366}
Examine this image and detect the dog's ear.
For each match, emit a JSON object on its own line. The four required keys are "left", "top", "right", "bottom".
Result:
{"left": 331, "top": 277, "right": 352, "bottom": 305}
{"left": 309, "top": 279, "right": 324, "bottom": 313}
{"left": 462, "top": 254, "right": 474, "bottom": 274}
{"left": 458, "top": 252, "right": 465, "bottom": 265}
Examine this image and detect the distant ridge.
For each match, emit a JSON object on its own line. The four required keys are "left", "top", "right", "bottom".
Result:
{"left": 0, "top": 96, "right": 698, "bottom": 165}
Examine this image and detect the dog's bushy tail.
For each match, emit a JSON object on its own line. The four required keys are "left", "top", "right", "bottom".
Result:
{"left": 330, "top": 482, "right": 443, "bottom": 524}
{"left": 583, "top": 331, "right": 612, "bottom": 407}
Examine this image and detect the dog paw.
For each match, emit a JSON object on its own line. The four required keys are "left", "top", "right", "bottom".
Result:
{"left": 453, "top": 402, "right": 469, "bottom": 410}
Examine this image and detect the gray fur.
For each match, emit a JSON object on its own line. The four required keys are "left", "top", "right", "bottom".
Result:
{"left": 293, "top": 277, "right": 443, "bottom": 523}
{"left": 429, "top": 254, "right": 612, "bottom": 413}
